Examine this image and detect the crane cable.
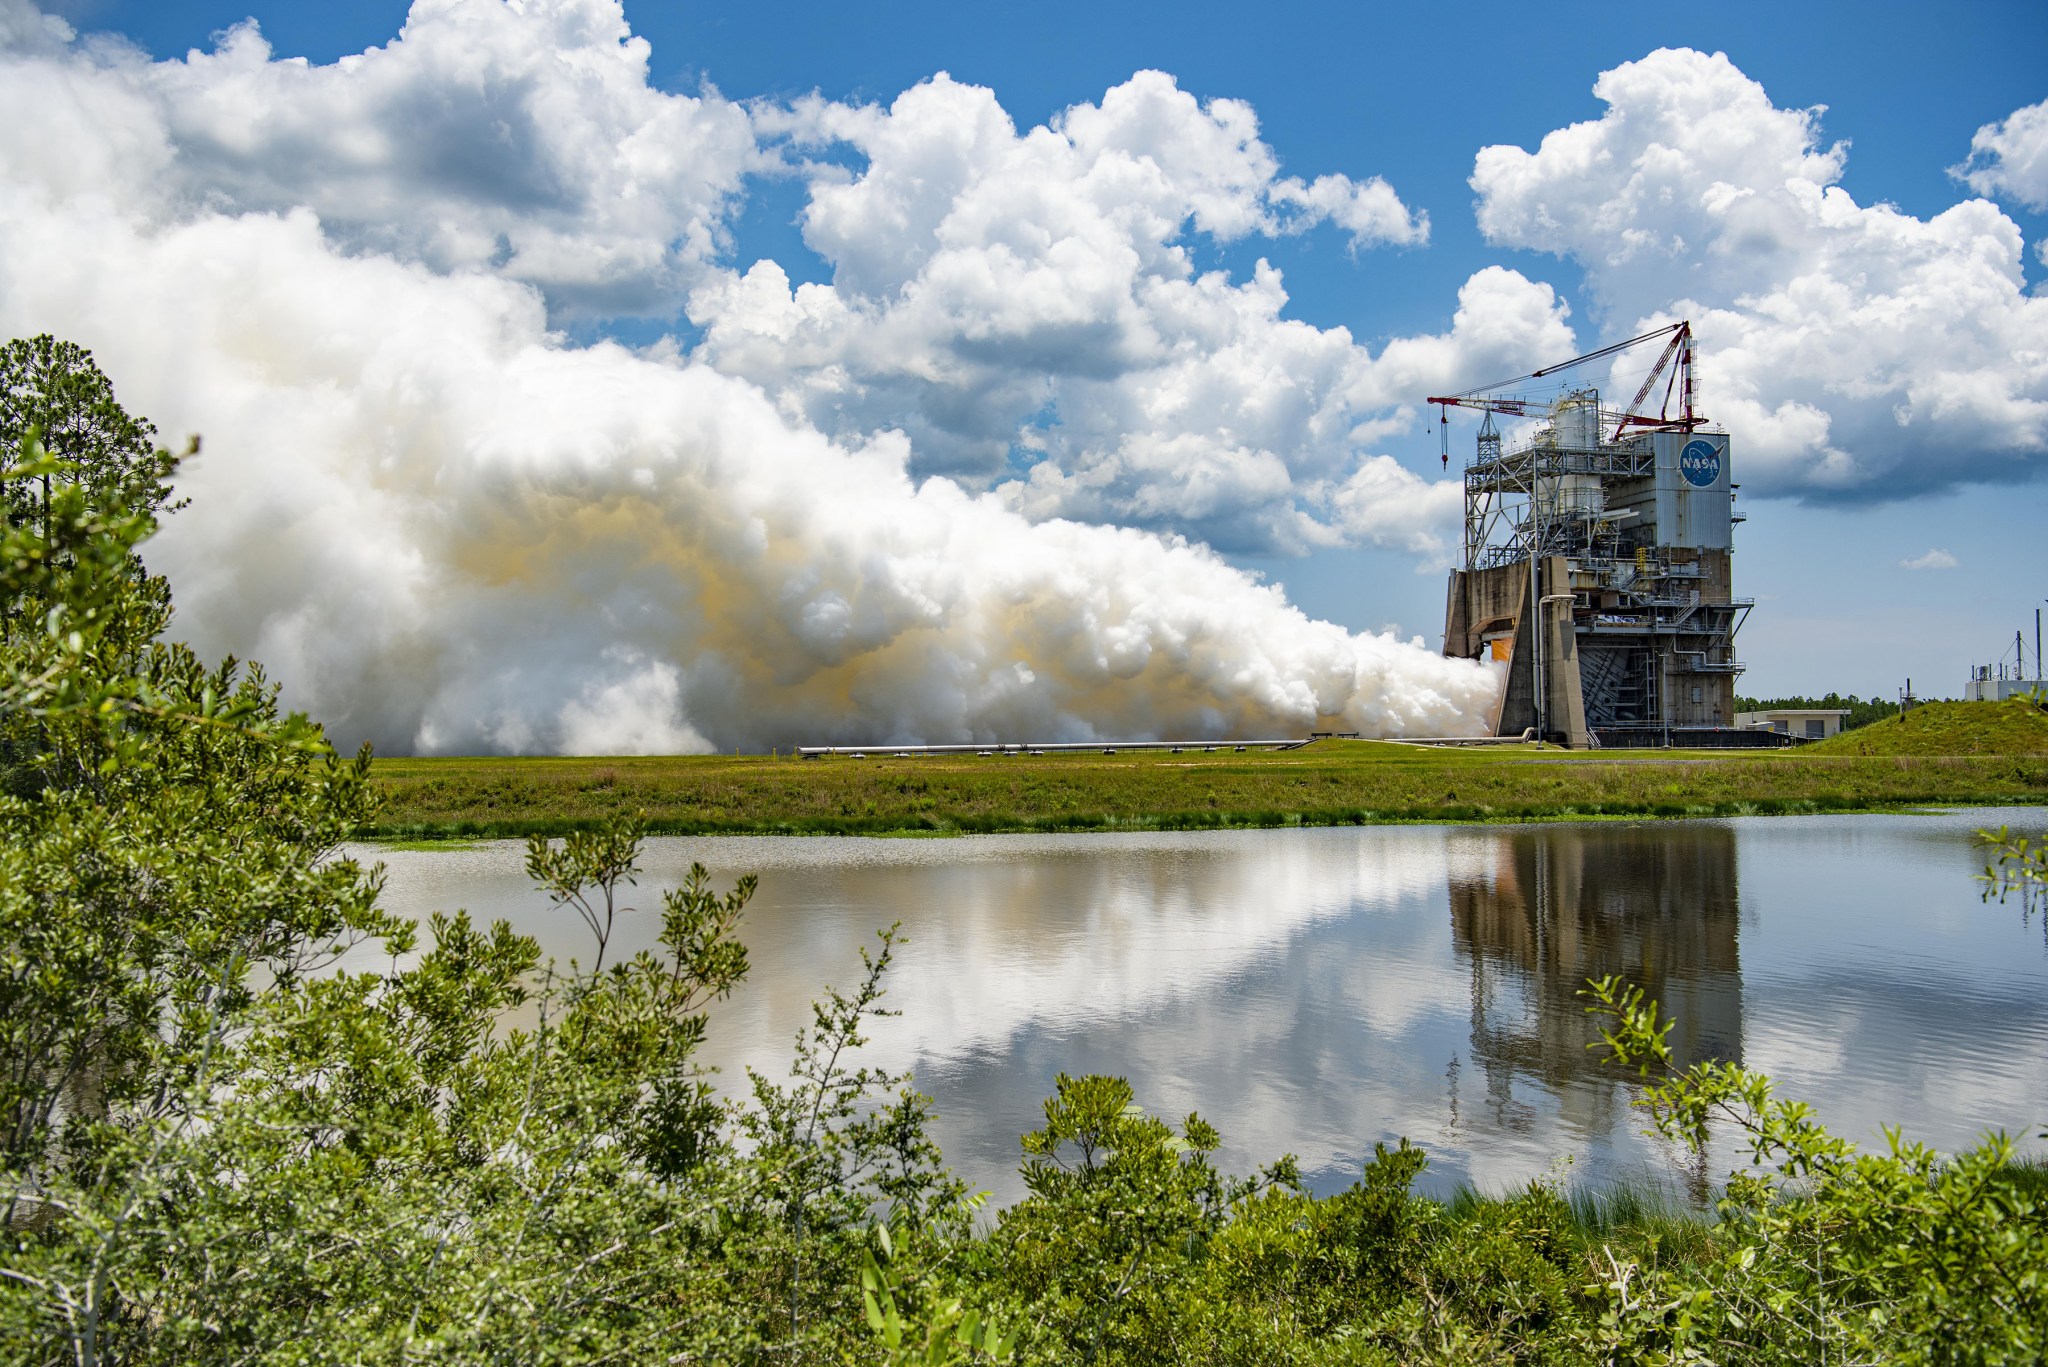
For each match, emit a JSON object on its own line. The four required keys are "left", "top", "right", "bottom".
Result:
{"left": 1451, "top": 321, "right": 1686, "bottom": 400}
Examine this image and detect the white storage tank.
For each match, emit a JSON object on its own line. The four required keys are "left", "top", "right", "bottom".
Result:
{"left": 1553, "top": 390, "right": 1601, "bottom": 451}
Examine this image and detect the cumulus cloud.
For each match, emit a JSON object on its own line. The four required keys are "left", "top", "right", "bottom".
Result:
{"left": 1472, "top": 48, "right": 2048, "bottom": 503}
{"left": 1955, "top": 98, "right": 2048, "bottom": 211}
{"left": 1898, "top": 548, "right": 1958, "bottom": 571}
{"left": 0, "top": 5, "right": 1502, "bottom": 754}
{"left": 0, "top": 0, "right": 65, "bottom": 53}
{"left": 695, "top": 72, "right": 1556, "bottom": 554}
{"left": 1326, "top": 456, "right": 1464, "bottom": 561}
{"left": 1, "top": 0, "right": 757, "bottom": 317}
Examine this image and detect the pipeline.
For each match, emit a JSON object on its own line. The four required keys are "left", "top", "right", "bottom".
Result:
{"left": 1378, "top": 729, "right": 1540, "bottom": 748}
{"left": 794, "top": 738, "right": 1307, "bottom": 759}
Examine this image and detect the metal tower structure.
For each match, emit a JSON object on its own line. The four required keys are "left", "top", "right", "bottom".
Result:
{"left": 1435, "top": 324, "right": 1758, "bottom": 748}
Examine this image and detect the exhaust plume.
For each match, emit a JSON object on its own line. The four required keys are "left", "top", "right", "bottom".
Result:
{"left": 0, "top": 200, "right": 1498, "bottom": 753}
{"left": 0, "top": 0, "right": 1502, "bottom": 753}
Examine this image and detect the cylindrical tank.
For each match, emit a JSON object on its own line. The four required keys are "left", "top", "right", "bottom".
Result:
{"left": 1539, "top": 473, "right": 1604, "bottom": 519}
{"left": 1554, "top": 390, "right": 1601, "bottom": 451}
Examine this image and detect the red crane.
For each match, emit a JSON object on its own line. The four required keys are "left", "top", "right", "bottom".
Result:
{"left": 1426, "top": 321, "right": 1700, "bottom": 466}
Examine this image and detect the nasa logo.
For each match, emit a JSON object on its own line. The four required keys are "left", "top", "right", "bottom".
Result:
{"left": 1679, "top": 438, "right": 1721, "bottom": 488}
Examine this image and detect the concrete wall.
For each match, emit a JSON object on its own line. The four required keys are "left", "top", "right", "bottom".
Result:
{"left": 1444, "top": 559, "right": 1589, "bottom": 745}
{"left": 1445, "top": 564, "right": 1531, "bottom": 735}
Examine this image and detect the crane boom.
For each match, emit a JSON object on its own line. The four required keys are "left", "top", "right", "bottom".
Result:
{"left": 1425, "top": 320, "right": 1701, "bottom": 456}
{"left": 1426, "top": 396, "right": 1538, "bottom": 418}
{"left": 1609, "top": 322, "right": 1689, "bottom": 442}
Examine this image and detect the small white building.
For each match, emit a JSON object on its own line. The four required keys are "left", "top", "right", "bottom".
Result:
{"left": 1964, "top": 668, "right": 2046, "bottom": 702}
{"left": 1735, "top": 708, "right": 1850, "bottom": 740}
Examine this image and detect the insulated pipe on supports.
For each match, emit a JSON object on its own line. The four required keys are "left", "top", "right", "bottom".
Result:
{"left": 1539, "top": 593, "right": 1577, "bottom": 744}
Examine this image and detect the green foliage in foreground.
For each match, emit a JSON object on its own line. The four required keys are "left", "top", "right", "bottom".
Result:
{"left": 5, "top": 349, "right": 2048, "bottom": 1363}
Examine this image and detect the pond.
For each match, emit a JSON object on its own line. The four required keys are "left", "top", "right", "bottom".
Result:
{"left": 355, "top": 808, "right": 2048, "bottom": 1203}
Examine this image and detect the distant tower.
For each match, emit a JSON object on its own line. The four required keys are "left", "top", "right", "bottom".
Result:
{"left": 1435, "top": 324, "right": 1754, "bottom": 748}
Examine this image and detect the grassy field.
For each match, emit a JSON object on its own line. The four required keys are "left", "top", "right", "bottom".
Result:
{"left": 361, "top": 699, "right": 2048, "bottom": 839}
{"left": 1809, "top": 693, "right": 2048, "bottom": 756}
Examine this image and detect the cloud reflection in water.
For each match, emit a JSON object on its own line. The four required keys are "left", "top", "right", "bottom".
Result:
{"left": 360, "top": 810, "right": 2048, "bottom": 1204}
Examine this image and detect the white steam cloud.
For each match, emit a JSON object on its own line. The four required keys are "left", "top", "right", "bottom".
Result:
{"left": 0, "top": 0, "right": 1503, "bottom": 754}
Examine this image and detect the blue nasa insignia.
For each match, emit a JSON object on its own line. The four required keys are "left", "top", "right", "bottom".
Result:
{"left": 1678, "top": 439, "right": 1721, "bottom": 488}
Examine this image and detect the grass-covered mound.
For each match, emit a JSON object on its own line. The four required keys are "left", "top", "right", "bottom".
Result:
{"left": 1807, "top": 696, "right": 2048, "bottom": 756}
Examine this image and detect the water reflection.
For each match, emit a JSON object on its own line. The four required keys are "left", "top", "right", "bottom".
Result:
{"left": 1449, "top": 825, "right": 1742, "bottom": 1144}
{"left": 356, "top": 809, "right": 2048, "bottom": 1204}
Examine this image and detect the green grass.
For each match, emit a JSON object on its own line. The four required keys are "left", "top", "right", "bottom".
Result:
{"left": 1443, "top": 1173, "right": 1721, "bottom": 1274}
{"left": 1434, "top": 1151, "right": 2048, "bottom": 1283}
{"left": 1806, "top": 697, "right": 2048, "bottom": 757}
{"left": 359, "top": 721, "right": 2048, "bottom": 839}
{"left": 1997, "top": 1153, "right": 2048, "bottom": 1202}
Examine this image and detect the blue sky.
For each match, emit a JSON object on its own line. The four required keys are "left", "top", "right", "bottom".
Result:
{"left": 6, "top": 0, "right": 2046, "bottom": 750}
